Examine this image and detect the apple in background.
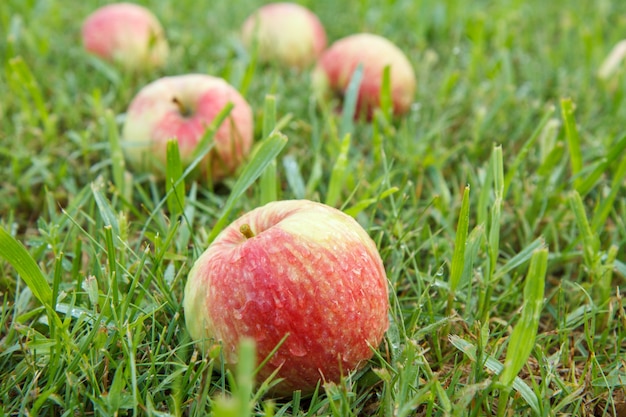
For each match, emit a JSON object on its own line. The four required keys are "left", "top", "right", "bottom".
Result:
{"left": 122, "top": 74, "right": 254, "bottom": 181}
{"left": 312, "top": 33, "right": 416, "bottom": 119}
{"left": 183, "top": 199, "right": 389, "bottom": 395}
{"left": 82, "top": 2, "right": 169, "bottom": 71}
{"left": 241, "top": 2, "right": 327, "bottom": 70}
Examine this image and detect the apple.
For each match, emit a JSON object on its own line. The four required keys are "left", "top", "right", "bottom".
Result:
{"left": 183, "top": 199, "right": 389, "bottom": 395}
{"left": 312, "top": 33, "right": 416, "bottom": 118}
{"left": 82, "top": 2, "right": 169, "bottom": 71}
{"left": 241, "top": 2, "right": 327, "bottom": 69}
{"left": 122, "top": 74, "right": 254, "bottom": 181}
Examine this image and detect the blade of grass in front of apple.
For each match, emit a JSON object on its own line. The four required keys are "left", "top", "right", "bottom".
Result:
{"left": 260, "top": 94, "right": 278, "bottom": 204}
{"left": 135, "top": 102, "right": 237, "bottom": 238}
{"left": 325, "top": 133, "right": 351, "bottom": 208}
{"left": 166, "top": 139, "right": 185, "bottom": 220}
{"left": 189, "top": 101, "right": 235, "bottom": 169}
{"left": 207, "top": 131, "right": 288, "bottom": 244}
{"left": 106, "top": 109, "right": 128, "bottom": 200}
{"left": 340, "top": 63, "right": 364, "bottom": 137}
{"left": 379, "top": 65, "right": 392, "bottom": 122}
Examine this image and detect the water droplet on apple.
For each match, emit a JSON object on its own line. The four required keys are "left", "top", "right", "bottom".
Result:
{"left": 288, "top": 343, "right": 307, "bottom": 357}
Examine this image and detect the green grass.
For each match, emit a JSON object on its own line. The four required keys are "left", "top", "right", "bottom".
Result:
{"left": 1, "top": 0, "right": 626, "bottom": 415}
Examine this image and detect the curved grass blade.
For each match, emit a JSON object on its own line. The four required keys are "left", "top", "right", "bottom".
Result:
{"left": 0, "top": 226, "right": 52, "bottom": 308}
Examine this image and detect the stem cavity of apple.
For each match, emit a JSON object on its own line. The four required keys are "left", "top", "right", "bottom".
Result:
{"left": 240, "top": 224, "right": 255, "bottom": 239}
{"left": 172, "top": 96, "right": 192, "bottom": 117}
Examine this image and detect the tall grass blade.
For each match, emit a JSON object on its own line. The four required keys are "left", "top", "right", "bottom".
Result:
{"left": 380, "top": 65, "right": 393, "bottom": 121}
{"left": 207, "top": 132, "right": 288, "bottom": 244}
{"left": 568, "top": 190, "right": 600, "bottom": 270}
{"left": 166, "top": 139, "right": 185, "bottom": 220}
{"left": 560, "top": 98, "right": 583, "bottom": 189}
{"left": 340, "top": 63, "right": 364, "bottom": 137}
{"left": 325, "top": 133, "right": 351, "bottom": 208}
{"left": 450, "top": 185, "right": 471, "bottom": 294}
{"left": 499, "top": 248, "right": 548, "bottom": 387}
{"left": 106, "top": 109, "right": 127, "bottom": 200}
{"left": 260, "top": 95, "right": 278, "bottom": 204}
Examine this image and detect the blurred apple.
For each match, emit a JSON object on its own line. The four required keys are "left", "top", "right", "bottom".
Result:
{"left": 82, "top": 2, "right": 169, "bottom": 71}
{"left": 122, "top": 74, "right": 253, "bottom": 181}
{"left": 241, "top": 2, "right": 327, "bottom": 69}
{"left": 312, "top": 33, "right": 416, "bottom": 118}
{"left": 183, "top": 199, "right": 389, "bottom": 395}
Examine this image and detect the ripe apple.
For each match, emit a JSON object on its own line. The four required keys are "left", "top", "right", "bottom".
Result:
{"left": 122, "top": 74, "right": 254, "bottom": 181}
{"left": 241, "top": 2, "right": 327, "bottom": 69}
{"left": 312, "top": 33, "right": 416, "bottom": 118}
{"left": 183, "top": 199, "right": 389, "bottom": 395}
{"left": 82, "top": 2, "right": 169, "bottom": 71}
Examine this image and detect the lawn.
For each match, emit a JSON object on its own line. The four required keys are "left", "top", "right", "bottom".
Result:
{"left": 1, "top": 0, "right": 625, "bottom": 416}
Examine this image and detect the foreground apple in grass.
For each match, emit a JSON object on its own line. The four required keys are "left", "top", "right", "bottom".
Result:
{"left": 241, "top": 2, "right": 327, "bottom": 69}
{"left": 122, "top": 74, "right": 253, "bottom": 180}
{"left": 312, "top": 33, "right": 416, "bottom": 118}
{"left": 183, "top": 199, "right": 389, "bottom": 395}
{"left": 82, "top": 2, "right": 169, "bottom": 71}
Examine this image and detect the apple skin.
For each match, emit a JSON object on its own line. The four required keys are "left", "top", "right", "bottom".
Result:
{"left": 241, "top": 2, "right": 327, "bottom": 69}
{"left": 122, "top": 74, "right": 254, "bottom": 181}
{"left": 82, "top": 2, "right": 169, "bottom": 71}
{"left": 312, "top": 33, "right": 416, "bottom": 119}
{"left": 183, "top": 199, "right": 389, "bottom": 395}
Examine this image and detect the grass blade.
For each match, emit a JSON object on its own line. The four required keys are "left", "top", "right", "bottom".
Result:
{"left": 591, "top": 150, "right": 626, "bottom": 232}
{"left": 450, "top": 184, "right": 471, "bottom": 294}
{"left": 379, "top": 65, "right": 392, "bottom": 121}
{"left": 166, "top": 139, "right": 185, "bottom": 220}
{"left": 560, "top": 98, "right": 583, "bottom": 189}
{"left": 282, "top": 154, "right": 306, "bottom": 199}
{"left": 207, "top": 131, "right": 288, "bottom": 244}
{"left": 568, "top": 190, "right": 600, "bottom": 270}
{"left": 325, "top": 133, "right": 351, "bottom": 208}
{"left": 503, "top": 105, "right": 555, "bottom": 197}
{"left": 577, "top": 133, "right": 626, "bottom": 197}
{"left": 260, "top": 95, "right": 278, "bottom": 204}
{"left": 0, "top": 226, "right": 52, "bottom": 308}
{"left": 480, "top": 145, "right": 504, "bottom": 323}
{"left": 340, "top": 63, "right": 364, "bottom": 137}
{"left": 106, "top": 109, "right": 128, "bottom": 200}
{"left": 499, "top": 248, "right": 548, "bottom": 387}
{"left": 7, "top": 56, "right": 50, "bottom": 134}
{"left": 445, "top": 184, "right": 470, "bottom": 332}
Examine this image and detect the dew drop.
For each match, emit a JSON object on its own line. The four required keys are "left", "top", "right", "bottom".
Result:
{"left": 288, "top": 343, "right": 307, "bottom": 357}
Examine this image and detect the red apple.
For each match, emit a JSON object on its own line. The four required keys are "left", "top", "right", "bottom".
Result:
{"left": 312, "top": 33, "right": 416, "bottom": 118}
{"left": 82, "top": 2, "right": 169, "bottom": 71}
{"left": 241, "top": 2, "right": 327, "bottom": 69}
{"left": 183, "top": 199, "right": 389, "bottom": 395}
{"left": 122, "top": 74, "right": 254, "bottom": 181}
